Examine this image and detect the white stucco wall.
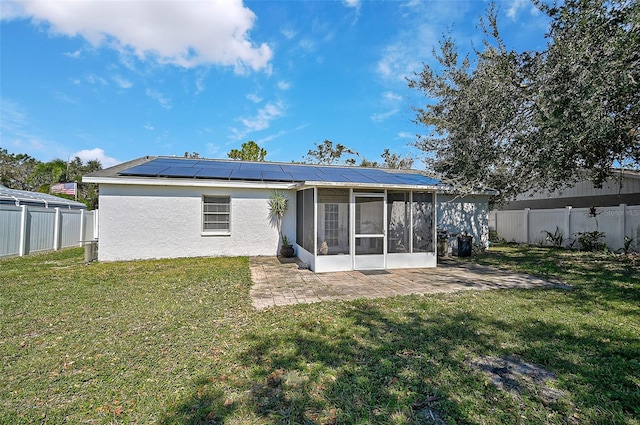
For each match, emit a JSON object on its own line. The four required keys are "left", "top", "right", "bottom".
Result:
{"left": 437, "top": 194, "right": 490, "bottom": 248}
{"left": 97, "top": 184, "right": 296, "bottom": 261}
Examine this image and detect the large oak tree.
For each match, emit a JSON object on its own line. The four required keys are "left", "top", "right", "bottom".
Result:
{"left": 409, "top": 0, "right": 639, "bottom": 205}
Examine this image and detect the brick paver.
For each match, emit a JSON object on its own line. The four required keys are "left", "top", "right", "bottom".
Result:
{"left": 249, "top": 257, "right": 567, "bottom": 309}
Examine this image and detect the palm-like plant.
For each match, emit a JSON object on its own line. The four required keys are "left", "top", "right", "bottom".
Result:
{"left": 268, "top": 190, "right": 289, "bottom": 246}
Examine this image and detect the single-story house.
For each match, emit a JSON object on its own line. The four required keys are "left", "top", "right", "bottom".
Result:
{"left": 84, "top": 156, "right": 490, "bottom": 272}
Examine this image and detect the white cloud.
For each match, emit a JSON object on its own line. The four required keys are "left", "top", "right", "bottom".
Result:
{"left": 371, "top": 109, "right": 399, "bottom": 123}
{"left": 507, "top": 0, "right": 528, "bottom": 20}
{"left": 86, "top": 74, "right": 107, "bottom": 85}
{"left": 145, "top": 88, "right": 171, "bottom": 110}
{"left": 246, "top": 93, "right": 263, "bottom": 103}
{"left": 71, "top": 148, "right": 120, "bottom": 167}
{"left": 281, "top": 28, "right": 297, "bottom": 40}
{"left": 397, "top": 132, "right": 414, "bottom": 139}
{"left": 343, "top": 0, "right": 360, "bottom": 8}
{"left": 376, "top": 3, "right": 461, "bottom": 82}
{"left": 3, "top": 0, "right": 272, "bottom": 73}
{"left": 383, "top": 91, "right": 402, "bottom": 102}
{"left": 144, "top": 124, "right": 154, "bottom": 131}
{"left": 112, "top": 75, "right": 133, "bottom": 89}
{"left": 64, "top": 49, "right": 81, "bottom": 58}
{"left": 231, "top": 101, "right": 286, "bottom": 140}
{"left": 277, "top": 80, "right": 291, "bottom": 91}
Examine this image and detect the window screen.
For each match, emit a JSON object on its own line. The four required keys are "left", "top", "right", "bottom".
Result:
{"left": 203, "top": 196, "right": 230, "bottom": 233}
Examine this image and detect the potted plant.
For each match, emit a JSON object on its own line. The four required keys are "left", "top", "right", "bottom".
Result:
{"left": 268, "top": 190, "right": 295, "bottom": 257}
{"left": 280, "top": 235, "right": 295, "bottom": 258}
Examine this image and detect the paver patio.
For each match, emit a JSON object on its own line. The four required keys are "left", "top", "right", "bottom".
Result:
{"left": 249, "top": 256, "right": 568, "bottom": 309}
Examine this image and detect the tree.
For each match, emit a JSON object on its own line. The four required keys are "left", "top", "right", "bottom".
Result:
{"left": 0, "top": 148, "right": 39, "bottom": 190}
{"left": 305, "top": 140, "right": 359, "bottom": 165}
{"left": 409, "top": 0, "right": 639, "bottom": 205}
{"left": 227, "top": 141, "right": 267, "bottom": 161}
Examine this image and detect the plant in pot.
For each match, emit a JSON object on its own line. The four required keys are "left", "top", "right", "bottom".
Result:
{"left": 280, "top": 234, "right": 295, "bottom": 258}
{"left": 268, "top": 190, "right": 295, "bottom": 258}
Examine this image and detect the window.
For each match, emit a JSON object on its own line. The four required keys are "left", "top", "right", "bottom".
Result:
{"left": 202, "top": 195, "right": 230, "bottom": 234}
{"left": 324, "top": 204, "right": 339, "bottom": 246}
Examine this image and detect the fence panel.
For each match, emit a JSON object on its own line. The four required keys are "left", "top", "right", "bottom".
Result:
{"left": 61, "top": 210, "right": 82, "bottom": 248}
{"left": 0, "top": 205, "right": 22, "bottom": 257}
{"left": 529, "top": 209, "right": 565, "bottom": 245}
{"left": 27, "top": 208, "right": 56, "bottom": 253}
{"left": 1, "top": 206, "right": 97, "bottom": 258}
{"left": 493, "top": 204, "right": 640, "bottom": 251}
{"left": 495, "top": 210, "right": 525, "bottom": 243}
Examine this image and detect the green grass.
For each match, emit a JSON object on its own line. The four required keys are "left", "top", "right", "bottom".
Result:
{"left": 1, "top": 246, "right": 638, "bottom": 424}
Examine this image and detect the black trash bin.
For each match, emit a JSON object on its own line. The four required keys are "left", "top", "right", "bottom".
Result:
{"left": 457, "top": 235, "right": 473, "bottom": 257}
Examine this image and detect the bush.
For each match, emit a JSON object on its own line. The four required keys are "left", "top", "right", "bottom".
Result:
{"left": 541, "top": 226, "right": 566, "bottom": 248}
{"left": 575, "top": 230, "right": 607, "bottom": 252}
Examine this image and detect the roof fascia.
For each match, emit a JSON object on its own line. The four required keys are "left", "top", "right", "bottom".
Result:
{"left": 297, "top": 181, "right": 439, "bottom": 191}
{"left": 83, "top": 176, "right": 298, "bottom": 190}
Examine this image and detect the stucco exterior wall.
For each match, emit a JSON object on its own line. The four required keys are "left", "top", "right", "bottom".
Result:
{"left": 437, "top": 194, "right": 490, "bottom": 248}
{"left": 97, "top": 184, "right": 295, "bottom": 261}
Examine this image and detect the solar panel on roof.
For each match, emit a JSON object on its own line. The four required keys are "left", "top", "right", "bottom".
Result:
{"left": 229, "top": 168, "right": 263, "bottom": 181}
{"left": 120, "top": 164, "right": 169, "bottom": 176}
{"left": 158, "top": 167, "right": 200, "bottom": 177}
{"left": 240, "top": 163, "right": 283, "bottom": 173}
{"left": 262, "top": 171, "right": 293, "bottom": 181}
{"left": 195, "top": 168, "right": 233, "bottom": 179}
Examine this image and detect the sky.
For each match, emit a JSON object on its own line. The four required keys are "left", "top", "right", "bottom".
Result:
{"left": 0, "top": 0, "right": 550, "bottom": 168}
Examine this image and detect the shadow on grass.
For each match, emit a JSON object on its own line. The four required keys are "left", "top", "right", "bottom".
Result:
{"left": 161, "top": 247, "right": 639, "bottom": 424}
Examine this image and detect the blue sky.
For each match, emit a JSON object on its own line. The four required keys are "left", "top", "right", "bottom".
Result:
{"left": 1, "top": 0, "right": 549, "bottom": 168}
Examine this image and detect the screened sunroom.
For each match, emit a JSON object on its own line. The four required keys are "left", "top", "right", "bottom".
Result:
{"left": 296, "top": 186, "right": 437, "bottom": 273}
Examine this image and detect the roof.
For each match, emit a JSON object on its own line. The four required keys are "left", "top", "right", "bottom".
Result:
{"left": 0, "top": 185, "right": 87, "bottom": 209}
{"left": 84, "top": 156, "right": 440, "bottom": 189}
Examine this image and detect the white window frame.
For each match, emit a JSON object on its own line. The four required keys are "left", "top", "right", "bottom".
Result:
{"left": 202, "top": 195, "right": 231, "bottom": 236}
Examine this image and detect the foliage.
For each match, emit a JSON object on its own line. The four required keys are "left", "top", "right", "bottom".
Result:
{"left": 408, "top": 0, "right": 640, "bottom": 205}
{"left": 0, "top": 148, "right": 101, "bottom": 209}
{"left": 541, "top": 226, "right": 566, "bottom": 248}
{"left": 281, "top": 234, "right": 291, "bottom": 246}
{"left": 305, "top": 139, "right": 359, "bottom": 165}
{"left": 575, "top": 230, "right": 607, "bottom": 252}
{"left": 0, "top": 148, "right": 39, "bottom": 190}
{"left": 184, "top": 151, "right": 200, "bottom": 158}
{"left": 306, "top": 141, "right": 414, "bottom": 170}
{"left": 268, "top": 190, "right": 289, "bottom": 244}
{"left": 617, "top": 235, "right": 637, "bottom": 254}
{"left": 228, "top": 141, "right": 267, "bottom": 162}
{"left": 1, "top": 247, "right": 638, "bottom": 424}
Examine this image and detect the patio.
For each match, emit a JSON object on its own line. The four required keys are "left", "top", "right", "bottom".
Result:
{"left": 249, "top": 256, "right": 567, "bottom": 309}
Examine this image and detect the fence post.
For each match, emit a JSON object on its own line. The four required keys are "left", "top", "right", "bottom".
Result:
{"left": 620, "top": 204, "right": 627, "bottom": 248}
{"left": 18, "top": 205, "right": 28, "bottom": 256}
{"left": 524, "top": 208, "right": 530, "bottom": 244}
{"left": 565, "top": 206, "right": 572, "bottom": 246}
{"left": 79, "top": 209, "right": 86, "bottom": 246}
{"left": 53, "top": 207, "right": 62, "bottom": 251}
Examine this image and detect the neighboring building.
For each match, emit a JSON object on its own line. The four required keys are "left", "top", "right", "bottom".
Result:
{"left": 0, "top": 184, "right": 87, "bottom": 209}
{"left": 498, "top": 170, "right": 640, "bottom": 210}
{"left": 490, "top": 170, "right": 640, "bottom": 250}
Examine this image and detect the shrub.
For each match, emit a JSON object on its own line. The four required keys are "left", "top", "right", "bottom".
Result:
{"left": 575, "top": 230, "right": 607, "bottom": 252}
{"left": 541, "top": 226, "right": 566, "bottom": 248}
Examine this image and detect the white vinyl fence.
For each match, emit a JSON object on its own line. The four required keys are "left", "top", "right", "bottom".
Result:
{"left": 489, "top": 204, "right": 640, "bottom": 251}
{"left": 0, "top": 205, "right": 98, "bottom": 258}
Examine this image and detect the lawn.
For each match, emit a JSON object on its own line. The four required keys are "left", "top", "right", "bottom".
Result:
{"left": 1, "top": 246, "right": 638, "bottom": 424}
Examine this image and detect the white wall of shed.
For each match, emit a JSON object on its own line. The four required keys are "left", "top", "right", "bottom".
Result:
{"left": 97, "top": 184, "right": 296, "bottom": 261}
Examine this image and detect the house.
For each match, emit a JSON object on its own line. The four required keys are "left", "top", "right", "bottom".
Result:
{"left": 490, "top": 170, "right": 640, "bottom": 250}
{"left": 84, "top": 156, "right": 490, "bottom": 272}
